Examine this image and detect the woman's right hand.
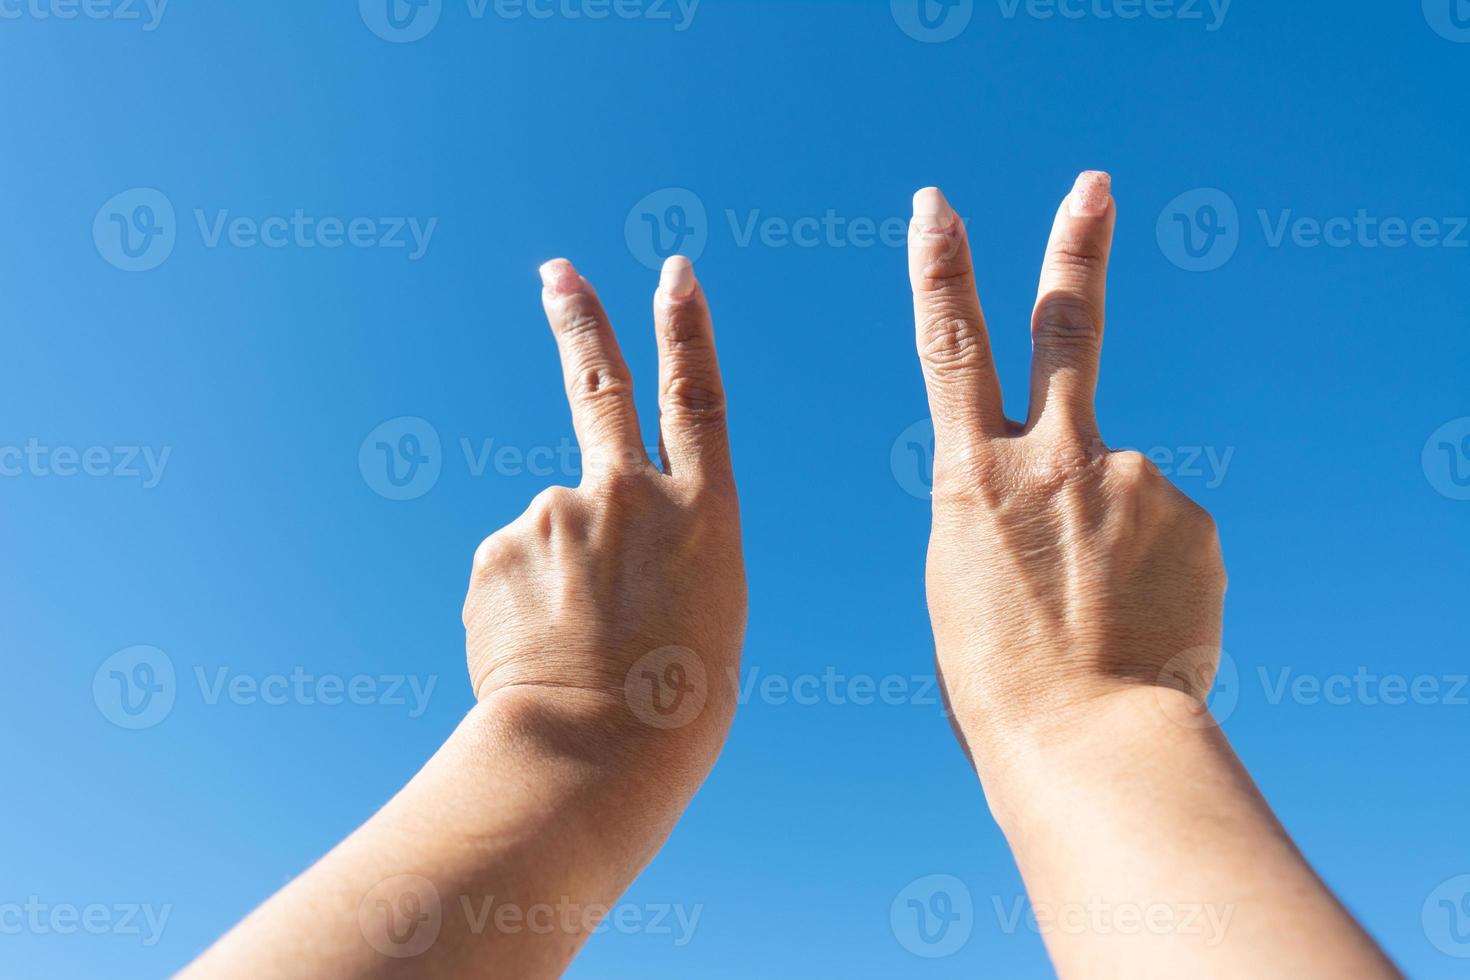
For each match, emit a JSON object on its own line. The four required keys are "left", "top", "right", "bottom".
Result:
{"left": 908, "top": 173, "right": 1227, "bottom": 757}
{"left": 905, "top": 173, "right": 1398, "bottom": 979}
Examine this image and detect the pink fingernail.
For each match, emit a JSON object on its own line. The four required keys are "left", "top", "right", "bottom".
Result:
{"left": 538, "top": 258, "right": 583, "bottom": 295}
{"left": 1067, "top": 171, "right": 1112, "bottom": 217}
{"left": 912, "top": 186, "right": 959, "bottom": 234}
{"left": 659, "top": 255, "right": 697, "bottom": 299}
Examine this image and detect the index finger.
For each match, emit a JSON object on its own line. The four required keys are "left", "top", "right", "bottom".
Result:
{"left": 539, "top": 259, "right": 650, "bottom": 478}
{"left": 908, "top": 187, "right": 1008, "bottom": 467}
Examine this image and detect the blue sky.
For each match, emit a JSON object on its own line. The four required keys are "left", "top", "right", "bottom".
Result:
{"left": 2, "top": 1, "right": 1469, "bottom": 976}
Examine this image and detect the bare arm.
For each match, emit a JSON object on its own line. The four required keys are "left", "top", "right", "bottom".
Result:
{"left": 182, "top": 255, "right": 744, "bottom": 978}
{"left": 907, "top": 173, "right": 1399, "bottom": 978}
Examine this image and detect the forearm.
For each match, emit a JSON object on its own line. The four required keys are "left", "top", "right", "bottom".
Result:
{"left": 181, "top": 690, "right": 690, "bottom": 979}
{"left": 962, "top": 685, "right": 1400, "bottom": 979}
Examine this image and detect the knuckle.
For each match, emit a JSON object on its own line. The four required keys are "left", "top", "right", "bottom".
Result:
{"left": 1047, "top": 237, "right": 1106, "bottom": 272}
{"left": 471, "top": 534, "right": 502, "bottom": 569}
{"left": 570, "top": 367, "right": 633, "bottom": 406}
{"left": 662, "top": 374, "right": 726, "bottom": 420}
{"left": 556, "top": 306, "right": 606, "bottom": 342}
{"left": 586, "top": 465, "right": 654, "bottom": 504}
{"left": 1111, "top": 450, "right": 1161, "bottom": 485}
{"left": 658, "top": 306, "right": 710, "bottom": 352}
{"left": 1033, "top": 295, "right": 1101, "bottom": 350}
{"left": 469, "top": 530, "right": 521, "bottom": 580}
{"left": 1181, "top": 498, "right": 1222, "bottom": 547}
{"left": 527, "top": 485, "right": 580, "bottom": 528}
{"left": 1028, "top": 439, "right": 1099, "bottom": 490}
{"left": 919, "top": 314, "right": 992, "bottom": 375}
{"left": 681, "top": 475, "right": 739, "bottom": 515}
{"left": 915, "top": 260, "right": 975, "bottom": 295}
{"left": 931, "top": 446, "right": 1004, "bottom": 504}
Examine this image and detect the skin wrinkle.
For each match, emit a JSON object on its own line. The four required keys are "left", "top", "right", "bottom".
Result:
{"left": 909, "top": 180, "right": 1396, "bottom": 978}
{"left": 183, "top": 183, "right": 1397, "bottom": 980}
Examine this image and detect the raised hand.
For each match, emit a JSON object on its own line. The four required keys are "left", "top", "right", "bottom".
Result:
{"left": 464, "top": 255, "right": 747, "bottom": 798}
{"left": 183, "top": 255, "right": 745, "bottom": 980}
{"left": 909, "top": 172, "right": 1225, "bottom": 746}
{"left": 907, "top": 173, "right": 1398, "bottom": 978}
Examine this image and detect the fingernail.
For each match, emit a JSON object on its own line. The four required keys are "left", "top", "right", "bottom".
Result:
{"left": 539, "top": 258, "right": 583, "bottom": 295}
{"left": 912, "top": 186, "right": 959, "bottom": 234}
{"left": 1067, "top": 171, "right": 1112, "bottom": 217}
{"left": 659, "top": 255, "right": 697, "bottom": 300}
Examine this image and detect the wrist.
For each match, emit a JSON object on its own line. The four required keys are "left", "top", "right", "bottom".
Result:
{"left": 469, "top": 683, "right": 731, "bottom": 821}
{"left": 953, "top": 682, "right": 1221, "bottom": 832}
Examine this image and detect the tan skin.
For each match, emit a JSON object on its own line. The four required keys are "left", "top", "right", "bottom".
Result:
{"left": 181, "top": 175, "right": 1397, "bottom": 979}
{"left": 182, "top": 255, "right": 744, "bottom": 978}
{"left": 910, "top": 173, "right": 1399, "bottom": 978}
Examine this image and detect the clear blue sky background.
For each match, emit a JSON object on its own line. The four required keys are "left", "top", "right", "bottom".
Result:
{"left": 3, "top": 1, "right": 1469, "bottom": 976}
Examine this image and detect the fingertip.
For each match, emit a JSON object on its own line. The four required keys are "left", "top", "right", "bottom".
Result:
{"left": 912, "top": 186, "right": 959, "bottom": 234}
{"left": 1066, "top": 171, "right": 1113, "bottom": 218}
{"left": 539, "top": 258, "right": 584, "bottom": 295}
{"left": 658, "top": 255, "right": 698, "bottom": 301}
